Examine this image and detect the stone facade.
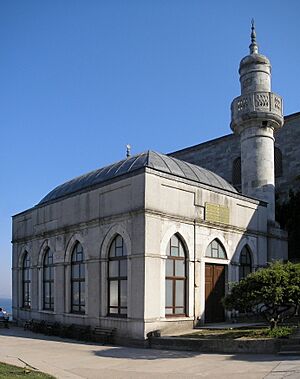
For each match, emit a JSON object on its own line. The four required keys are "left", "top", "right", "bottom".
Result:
{"left": 12, "top": 154, "right": 286, "bottom": 340}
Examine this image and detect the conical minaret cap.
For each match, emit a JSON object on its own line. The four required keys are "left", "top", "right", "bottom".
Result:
{"left": 239, "top": 20, "right": 270, "bottom": 75}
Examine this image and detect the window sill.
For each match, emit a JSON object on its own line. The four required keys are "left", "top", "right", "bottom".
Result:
{"left": 203, "top": 258, "right": 230, "bottom": 264}
{"left": 39, "top": 310, "right": 55, "bottom": 314}
{"left": 108, "top": 314, "right": 127, "bottom": 319}
{"left": 162, "top": 316, "right": 194, "bottom": 322}
{"left": 63, "top": 313, "right": 87, "bottom": 318}
{"left": 165, "top": 314, "right": 187, "bottom": 318}
{"left": 98, "top": 315, "right": 130, "bottom": 322}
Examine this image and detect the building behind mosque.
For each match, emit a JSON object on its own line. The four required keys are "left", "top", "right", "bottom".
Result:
{"left": 12, "top": 25, "right": 297, "bottom": 340}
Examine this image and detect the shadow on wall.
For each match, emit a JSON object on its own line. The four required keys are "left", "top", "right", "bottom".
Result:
{"left": 198, "top": 183, "right": 284, "bottom": 325}
{"left": 92, "top": 347, "right": 200, "bottom": 360}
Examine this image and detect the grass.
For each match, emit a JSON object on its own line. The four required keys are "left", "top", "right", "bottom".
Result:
{"left": 179, "top": 326, "right": 296, "bottom": 340}
{"left": 0, "top": 362, "right": 55, "bottom": 378}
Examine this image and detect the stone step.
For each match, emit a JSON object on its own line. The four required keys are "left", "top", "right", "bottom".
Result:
{"left": 280, "top": 344, "right": 300, "bottom": 352}
{"left": 277, "top": 327, "right": 300, "bottom": 355}
{"left": 278, "top": 350, "right": 300, "bottom": 356}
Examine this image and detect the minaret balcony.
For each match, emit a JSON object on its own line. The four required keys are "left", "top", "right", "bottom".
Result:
{"left": 231, "top": 91, "right": 283, "bottom": 132}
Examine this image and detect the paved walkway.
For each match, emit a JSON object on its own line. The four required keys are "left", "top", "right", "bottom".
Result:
{"left": 0, "top": 327, "right": 300, "bottom": 379}
{"left": 198, "top": 322, "right": 267, "bottom": 330}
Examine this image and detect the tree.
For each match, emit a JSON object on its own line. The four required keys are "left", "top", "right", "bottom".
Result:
{"left": 223, "top": 262, "right": 300, "bottom": 329}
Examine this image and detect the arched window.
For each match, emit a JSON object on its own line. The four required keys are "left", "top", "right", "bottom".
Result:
{"left": 206, "top": 239, "right": 227, "bottom": 259}
{"left": 43, "top": 248, "right": 54, "bottom": 311}
{"left": 165, "top": 234, "right": 186, "bottom": 316}
{"left": 239, "top": 246, "right": 252, "bottom": 280}
{"left": 22, "top": 252, "right": 31, "bottom": 309}
{"left": 275, "top": 147, "right": 283, "bottom": 178}
{"left": 71, "top": 242, "right": 85, "bottom": 313}
{"left": 232, "top": 157, "right": 241, "bottom": 192}
{"left": 108, "top": 235, "right": 127, "bottom": 317}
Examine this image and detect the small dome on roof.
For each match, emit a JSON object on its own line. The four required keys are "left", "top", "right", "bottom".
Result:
{"left": 38, "top": 151, "right": 237, "bottom": 205}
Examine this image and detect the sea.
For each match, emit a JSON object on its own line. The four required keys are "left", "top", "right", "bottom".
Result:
{"left": 0, "top": 298, "right": 12, "bottom": 315}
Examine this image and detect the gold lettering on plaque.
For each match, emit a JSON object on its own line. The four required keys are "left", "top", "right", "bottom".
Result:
{"left": 205, "top": 203, "right": 229, "bottom": 224}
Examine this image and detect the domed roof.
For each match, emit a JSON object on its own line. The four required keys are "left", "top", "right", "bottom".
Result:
{"left": 38, "top": 151, "right": 237, "bottom": 205}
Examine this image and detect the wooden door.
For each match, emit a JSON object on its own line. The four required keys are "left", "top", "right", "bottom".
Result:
{"left": 205, "top": 264, "right": 225, "bottom": 323}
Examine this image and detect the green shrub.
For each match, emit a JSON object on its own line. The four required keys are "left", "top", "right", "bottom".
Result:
{"left": 223, "top": 261, "right": 300, "bottom": 328}
{"left": 266, "top": 326, "right": 295, "bottom": 338}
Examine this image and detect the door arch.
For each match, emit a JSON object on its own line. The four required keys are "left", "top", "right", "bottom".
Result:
{"left": 204, "top": 239, "right": 227, "bottom": 323}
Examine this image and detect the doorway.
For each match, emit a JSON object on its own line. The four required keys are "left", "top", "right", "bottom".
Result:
{"left": 205, "top": 263, "right": 226, "bottom": 323}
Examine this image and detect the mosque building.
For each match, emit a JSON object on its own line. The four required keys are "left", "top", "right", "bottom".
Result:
{"left": 12, "top": 24, "right": 292, "bottom": 339}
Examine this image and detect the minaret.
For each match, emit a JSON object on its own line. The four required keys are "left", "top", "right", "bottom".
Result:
{"left": 230, "top": 21, "right": 284, "bottom": 223}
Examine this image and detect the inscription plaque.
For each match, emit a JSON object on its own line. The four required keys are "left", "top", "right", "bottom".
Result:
{"left": 205, "top": 203, "right": 229, "bottom": 224}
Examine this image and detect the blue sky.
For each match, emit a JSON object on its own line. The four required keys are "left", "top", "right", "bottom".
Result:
{"left": 1, "top": 0, "right": 300, "bottom": 298}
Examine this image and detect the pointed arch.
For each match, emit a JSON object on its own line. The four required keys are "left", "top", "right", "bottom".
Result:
{"left": 166, "top": 233, "right": 187, "bottom": 258}
{"left": 64, "top": 234, "right": 87, "bottom": 314}
{"left": 70, "top": 241, "right": 85, "bottom": 313}
{"left": 165, "top": 233, "right": 187, "bottom": 316}
{"left": 18, "top": 246, "right": 31, "bottom": 268}
{"left": 161, "top": 226, "right": 191, "bottom": 260}
{"left": 65, "top": 233, "right": 86, "bottom": 263}
{"left": 204, "top": 237, "right": 228, "bottom": 323}
{"left": 205, "top": 238, "right": 227, "bottom": 259}
{"left": 100, "top": 224, "right": 131, "bottom": 259}
{"left": 22, "top": 251, "right": 31, "bottom": 309}
{"left": 43, "top": 247, "right": 54, "bottom": 311}
{"left": 99, "top": 224, "right": 131, "bottom": 318}
{"left": 38, "top": 239, "right": 49, "bottom": 266}
{"left": 239, "top": 245, "right": 252, "bottom": 280}
{"left": 107, "top": 234, "right": 128, "bottom": 317}
{"left": 232, "top": 238, "right": 257, "bottom": 268}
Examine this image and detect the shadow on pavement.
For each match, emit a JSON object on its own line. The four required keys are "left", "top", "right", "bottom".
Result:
{"left": 1, "top": 326, "right": 199, "bottom": 359}
{"left": 227, "top": 354, "right": 300, "bottom": 362}
{"left": 0, "top": 326, "right": 98, "bottom": 346}
{"left": 3, "top": 326, "right": 299, "bottom": 363}
{"left": 93, "top": 347, "right": 200, "bottom": 360}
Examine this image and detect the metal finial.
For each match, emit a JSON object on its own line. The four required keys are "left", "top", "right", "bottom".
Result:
{"left": 251, "top": 19, "right": 256, "bottom": 41}
{"left": 249, "top": 18, "right": 258, "bottom": 54}
{"left": 126, "top": 144, "right": 131, "bottom": 158}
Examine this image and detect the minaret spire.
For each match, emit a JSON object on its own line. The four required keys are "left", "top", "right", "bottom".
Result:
{"left": 231, "top": 22, "right": 283, "bottom": 225}
{"left": 249, "top": 19, "right": 258, "bottom": 54}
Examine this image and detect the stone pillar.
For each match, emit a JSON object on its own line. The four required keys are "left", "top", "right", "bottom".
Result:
{"left": 240, "top": 125, "right": 275, "bottom": 220}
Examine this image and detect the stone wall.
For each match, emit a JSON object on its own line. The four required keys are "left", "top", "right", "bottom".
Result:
{"left": 12, "top": 166, "right": 281, "bottom": 339}
{"left": 169, "top": 134, "right": 240, "bottom": 188}
{"left": 170, "top": 112, "right": 300, "bottom": 202}
{"left": 275, "top": 113, "right": 300, "bottom": 199}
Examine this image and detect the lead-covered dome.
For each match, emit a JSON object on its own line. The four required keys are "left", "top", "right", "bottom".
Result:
{"left": 39, "top": 151, "right": 237, "bottom": 205}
